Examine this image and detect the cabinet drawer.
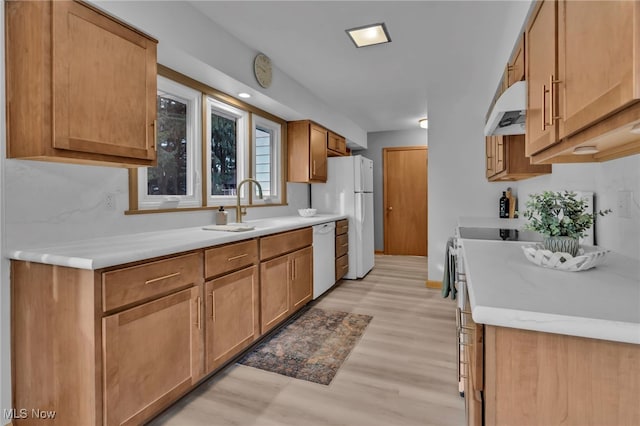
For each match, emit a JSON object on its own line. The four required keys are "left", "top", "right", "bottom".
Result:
{"left": 205, "top": 239, "right": 258, "bottom": 279}
{"left": 336, "top": 219, "right": 349, "bottom": 236}
{"left": 336, "top": 233, "right": 349, "bottom": 258}
{"left": 260, "top": 227, "right": 312, "bottom": 260}
{"left": 336, "top": 254, "right": 349, "bottom": 281}
{"left": 102, "top": 252, "right": 202, "bottom": 312}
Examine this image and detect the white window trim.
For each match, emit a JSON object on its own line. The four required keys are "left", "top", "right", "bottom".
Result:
{"left": 205, "top": 97, "right": 249, "bottom": 207}
{"left": 138, "top": 76, "right": 202, "bottom": 209}
{"left": 252, "top": 114, "right": 282, "bottom": 205}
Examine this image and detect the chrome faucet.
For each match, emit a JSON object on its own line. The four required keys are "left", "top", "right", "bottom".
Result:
{"left": 235, "top": 178, "right": 263, "bottom": 223}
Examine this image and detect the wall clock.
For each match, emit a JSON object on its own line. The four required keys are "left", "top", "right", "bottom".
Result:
{"left": 254, "top": 53, "right": 272, "bottom": 88}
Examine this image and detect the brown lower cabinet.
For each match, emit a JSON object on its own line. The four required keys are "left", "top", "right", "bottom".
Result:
{"left": 335, "top": 219, "right": 349, "bottom": 281}
{"left": 461, "top": 308, "right": 640, "bottom": 425}
{"left": 260, "top": 246, "right": 313, "bottom": 334}
{"left": 204, "top": 265, "right": 259, "bottom": 373}
{"left": 103, "top": 287, "right": 203, "bottom": 426}
{"left": 11, "top": 228, "right": 314, "bottom": 425}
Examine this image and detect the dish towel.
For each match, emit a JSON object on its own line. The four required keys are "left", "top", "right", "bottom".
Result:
{"left": 441, "top": 237, "right": 457, "bottom": 300}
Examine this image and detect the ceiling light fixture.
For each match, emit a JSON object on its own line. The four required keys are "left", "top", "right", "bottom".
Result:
{"left": 419, "top": 118, "right": 429, "bottom": 129}
{"left": 346, "top": 23, "right": 391, "bottom": 48}
{"left": 573, "top": 146, "right": 599, "bottom": 155}
{"left": 238, "top": 92, "right": 251, "bottom": 99}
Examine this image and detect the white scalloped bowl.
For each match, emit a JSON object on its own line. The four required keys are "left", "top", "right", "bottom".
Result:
{"left": 298, "top": 208, "right": 317, "bottom": 217}
{"left": 521, "top": 244, "right": 609, "bottom": 272}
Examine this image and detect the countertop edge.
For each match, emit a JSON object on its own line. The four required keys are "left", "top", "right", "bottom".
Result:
{"left": 473, "top": 306, "right": 640, "bottom": 345}
{"left": 7, "top": 214, "right": 347, "bottom": 270}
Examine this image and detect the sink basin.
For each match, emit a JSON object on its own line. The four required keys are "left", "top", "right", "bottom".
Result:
{"left": 202, "top": 224, "right": 255, "bottom": 232}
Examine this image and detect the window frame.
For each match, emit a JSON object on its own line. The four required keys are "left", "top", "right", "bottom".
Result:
{"left": 127, "top": 65, "right": 287, "bottom": 215}
{"left": 137, "top": 76, "right": 202, "bottom": 210}
{"left": 205, "top": 96, "right": 249, "bottom": 208}
{"left": 251, "top": 114, "right": 283, "bottom": 205}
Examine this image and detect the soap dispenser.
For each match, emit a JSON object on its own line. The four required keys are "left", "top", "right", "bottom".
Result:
{"left": 215, "top": 206, "right": 228, "bottom": 225}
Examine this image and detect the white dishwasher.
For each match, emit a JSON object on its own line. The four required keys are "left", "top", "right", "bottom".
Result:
{"left": 312, "top": 222, "right": 336, "bottom": 299}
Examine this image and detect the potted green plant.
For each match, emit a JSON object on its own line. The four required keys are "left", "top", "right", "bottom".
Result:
{"left": 522, "top": 191, "right": 611, "bottom": 256}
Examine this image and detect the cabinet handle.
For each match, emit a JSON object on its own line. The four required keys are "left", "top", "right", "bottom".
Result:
{"left": 292, "top": 258, "right": 296, "bottom": 281}
{"left": 145, "top": 271, "right": 180, "bottom": 285}
{"left": 549, "top": 74, "right": 561, "bottom": 124}
{"left": 210, "top": 292, "right": 215, "bottom": 321}
{"left": 541, "top": 84, "right": 549, "bottom": 131}
{"left": 196, "top": 296, "right": 201, "bottom": 330}
{"left": 152, "top": 119, "right": 157, "bottom": 150}
{"left": 313, "top": 160, "right": 316, "bottom": 176}
{"left": 227, "top": 253, "right": 248, "bottom": 261}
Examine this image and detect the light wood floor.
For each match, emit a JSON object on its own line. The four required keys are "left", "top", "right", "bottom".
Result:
{"left": 148, "top": 255, "right": 464, "bottom": 426}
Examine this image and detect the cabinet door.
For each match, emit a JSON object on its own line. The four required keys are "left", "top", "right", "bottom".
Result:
{"left": 52, "top": 1, "right": 156, "bottom": 160}
{"left": 309, "top": 124, "right": 328, "bottom": 181}
{"left": 494, "top": 136, "right": 505, "bottom": 174}
{"left": 508, "top": 36, "right": 525, "bottom": 87}
{"left": 103, "top": 287, "right": 203, "bottom": 426}
{"left": 485, "top": 137, "right": 495, "bottom": 178}
{"left": 290, "top": 246, "right": 313, "bottom": 312}
{"left": 260, "top": 255, "right": 291, "bottom": 334}
{"left": 558, "top": 0, "right": 639, "bottom": 139}
{"left": 525, "top": 0, "right": 558, "bottom": 156}
{"left": 327, "top": 132, "right": 347, "bottom": 155}
{"left": 205, "top": 266, "right": 259, "bottom": 373}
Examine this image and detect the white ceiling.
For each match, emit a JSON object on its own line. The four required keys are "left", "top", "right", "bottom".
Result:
{"left": 189, "top": 1, "right": 532, "bottom": 133}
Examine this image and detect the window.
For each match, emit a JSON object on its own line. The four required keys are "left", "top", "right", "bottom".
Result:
{"left": 137, "top": 77, "right": 201, "bottom": 209}
{"left": 206, "top": 97, "right": 248, "bottom": 206}
{"left": 131, "top": 68, "right": 286, "bottom": 213}
{"left": 252, "top": 115, "right": 282, "bottom": 204}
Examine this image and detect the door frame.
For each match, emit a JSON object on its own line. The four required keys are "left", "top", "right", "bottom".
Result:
{"left": 383, "top": 146, "right": 428, "bottom": 255}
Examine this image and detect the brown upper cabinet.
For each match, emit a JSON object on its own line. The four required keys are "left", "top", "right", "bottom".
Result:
{"left": 507, "top": 36, "right": 525, "bottom": 87}
{"left": 525, "top": 0, "right": 640, "bottom": 163}
{"left": 327, "top": 131, "right": 349, "bottom": 157}
{"left": 5, "top": 0, "right": 158, "bottom": 167}
{"left": 485, "top": 135, "right": 551, "bottom": 181}
{"left": 287, "top": 120, "right": 330, "bottom": 183}
{"left": 485, "top": 33, "right": 551, "bottom": 182}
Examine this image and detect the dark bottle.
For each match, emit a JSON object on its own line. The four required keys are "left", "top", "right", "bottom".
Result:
{"left": 499, "top": 191, "right": 510, "bottom": 218}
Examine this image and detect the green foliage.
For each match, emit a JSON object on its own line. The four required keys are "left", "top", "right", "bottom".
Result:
{"left": 522, "top": 191, "right": 611, "bottom": 238}
{"left": 148, "top": 96, "right": 188, "bottom": 195}
{"left": 210, "top": 114, "right": 237, "bottom": 196}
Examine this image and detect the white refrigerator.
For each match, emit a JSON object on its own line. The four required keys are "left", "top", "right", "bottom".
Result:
{"left": 311, "top": 155, "right": 375, "bottom": 279}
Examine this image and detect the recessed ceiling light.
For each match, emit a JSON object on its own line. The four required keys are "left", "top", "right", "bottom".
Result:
{"left": 573, "top": 146, "right": 599, "bottom": 155}
{"left": 238, "top": 92, "right": 251, "bottom": 99}
{"left": 419, "top": 118, "right": 428, "bottom": 129}
{"left": 346, "top": 23, "right": 391, "bottom": 48}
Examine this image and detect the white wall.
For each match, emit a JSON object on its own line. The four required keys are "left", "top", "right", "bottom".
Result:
{"left": 355, "top": 129, "right": 428, "bottom": 251}
{"left": 426, "top": 0, "right": 533, "bottom": 283}
{"left": 516, "top": 156, "right": 640, "bottom": 260}
{"left": 93, "top": 0, "right": 367, "bottom": 149}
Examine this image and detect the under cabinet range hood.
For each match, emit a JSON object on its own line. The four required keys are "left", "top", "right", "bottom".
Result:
{"left": 484, "top": 81, "right": 526, "bottom": 136}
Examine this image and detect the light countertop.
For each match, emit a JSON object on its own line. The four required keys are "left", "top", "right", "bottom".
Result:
{"left": 7, "top": 214, "right": 346, "bottom": 270}
{"left": 461, "top": 239, "right": 640, "bottom": 344}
